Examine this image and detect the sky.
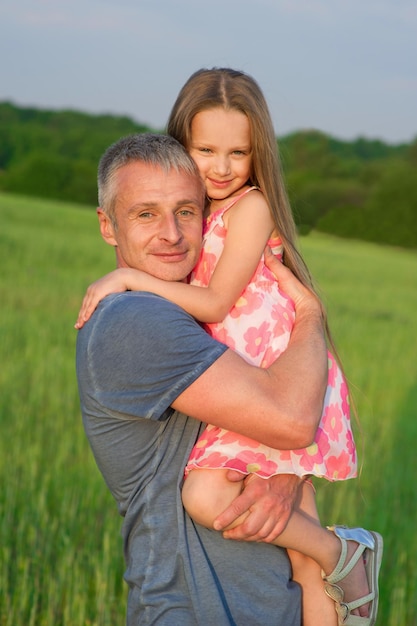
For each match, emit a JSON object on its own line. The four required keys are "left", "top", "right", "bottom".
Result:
{"left": 1, "top": 0, "right": 416, "bottom": 144}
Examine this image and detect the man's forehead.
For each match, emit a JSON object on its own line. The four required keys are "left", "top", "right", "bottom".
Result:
{"left": 113, "top": 161, "right": 204, "bottom": 216}
{"left": 116, "top": 161, "right": 202, "bottom": 194}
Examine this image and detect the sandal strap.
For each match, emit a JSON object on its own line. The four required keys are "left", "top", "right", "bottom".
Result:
{"left": 324, "top": 583, "right": 375, "bottom": 608}
{"left": 325, "top": 584, "right": 375, "bottom": 624}
{"left": 322, "top": 527, "right": 383, "bottom": 626}
{"left": 322, "top": 536, "right": 348, "bottom": 583}
{"left": 347, "top": 591, "right": 375, "bottom": 610}
{"left": 324, "top": 537, "right": 367, "bottom": 584}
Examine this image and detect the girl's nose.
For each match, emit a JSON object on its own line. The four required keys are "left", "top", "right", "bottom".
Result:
{"left": 213, "top": 155, "right": 231, "bottom": 176}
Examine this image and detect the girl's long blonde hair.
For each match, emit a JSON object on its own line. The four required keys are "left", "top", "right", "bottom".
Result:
{"left": 167, "top": 67, "right": 351, "bottom": 385}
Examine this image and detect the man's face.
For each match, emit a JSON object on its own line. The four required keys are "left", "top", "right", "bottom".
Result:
{"left": 98, "top": 161, "right": 204, "bottom": 282}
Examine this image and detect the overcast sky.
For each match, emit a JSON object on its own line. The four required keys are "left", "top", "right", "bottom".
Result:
{"left": 1, "top": 0, "right": 416, "bottom": 144}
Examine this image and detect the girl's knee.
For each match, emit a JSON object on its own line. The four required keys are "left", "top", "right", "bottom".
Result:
{"left": 182, "top": 469, "right": 241, "bottom": 528}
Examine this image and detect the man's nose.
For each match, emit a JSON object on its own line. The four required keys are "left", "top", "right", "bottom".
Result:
{"left": 159, "top": 214, "right": 183, "bottom": 242}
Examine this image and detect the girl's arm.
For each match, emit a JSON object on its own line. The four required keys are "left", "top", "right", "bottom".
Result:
{"left": 75, "top": 192, "right": 274, "bottom": 328}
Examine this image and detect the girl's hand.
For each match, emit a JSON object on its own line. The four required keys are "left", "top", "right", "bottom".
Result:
{"left": 75, "top": 269, "right": 134, "bottom": 329}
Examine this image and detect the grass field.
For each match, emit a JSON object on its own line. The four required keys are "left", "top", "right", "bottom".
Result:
{"left": 1, "top": 192, "right": 416, "bottom": 625}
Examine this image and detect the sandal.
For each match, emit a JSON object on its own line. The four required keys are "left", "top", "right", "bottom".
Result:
{"left": 322, "top": 525, "right": 383, "bottom": 625}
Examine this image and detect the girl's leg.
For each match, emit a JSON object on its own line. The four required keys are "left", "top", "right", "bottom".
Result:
{"left": 269, "top": 481, "right": 370, "bottom": 622}
{"left": 285, "top": 482, "right": 338, "bottom": 625}
{"left": 183, "top": 471, "right": 371, "bottom": 623}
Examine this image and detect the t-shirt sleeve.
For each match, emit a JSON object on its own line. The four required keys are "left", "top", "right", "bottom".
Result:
{"left": 77, "top": 291, "right": 227, "bottom": 421}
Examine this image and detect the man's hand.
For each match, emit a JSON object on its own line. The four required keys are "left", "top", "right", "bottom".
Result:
{"left": 264, "top": 247, "right": 323, "bottom": 318}
{"left": 213, "top": 471, "right": 303, "bottom": 543}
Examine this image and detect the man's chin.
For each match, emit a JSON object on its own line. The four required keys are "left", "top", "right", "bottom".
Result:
{"left": 143, "top": 261, "right": 194, "bottom": 283}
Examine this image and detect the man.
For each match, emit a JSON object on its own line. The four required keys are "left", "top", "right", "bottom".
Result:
{"left": 76, "top": 134, "right": 327, "bottom": 625}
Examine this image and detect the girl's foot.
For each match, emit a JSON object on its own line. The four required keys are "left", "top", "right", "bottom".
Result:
{"left": 322, "top": 526, "right": 383, "bottom": 625}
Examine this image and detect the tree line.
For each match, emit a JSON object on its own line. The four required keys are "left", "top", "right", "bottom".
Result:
{"left": 1, "top": 101, "right": 416, "bottom": 249}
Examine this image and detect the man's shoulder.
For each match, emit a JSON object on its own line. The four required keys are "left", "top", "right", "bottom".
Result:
{"left": 101, "top": 290, "right": 184, "bottom": 313}
{"left": 77, "top": 290, "right": 204, "bottom": 355}
{"left": 92, "top": 291, "right": 192, "bottom": 328}
{"left": 76, "top": 289, "right": 227, "bottom": 421}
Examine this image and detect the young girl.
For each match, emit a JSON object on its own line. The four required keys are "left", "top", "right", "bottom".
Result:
{"left": 76, "top": 68, "right": 382, "bottom": 626}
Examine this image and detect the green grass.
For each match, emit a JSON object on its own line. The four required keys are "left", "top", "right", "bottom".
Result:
{"left": 300, "top": 233, "right": 417, "bottom": 624}
{"left": 1, "top": 192, "right": 416, "bottom": 625}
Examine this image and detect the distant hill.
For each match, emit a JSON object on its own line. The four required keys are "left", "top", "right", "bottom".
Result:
{"left": 1, "top": 101, "right": 416, "bottom": 248}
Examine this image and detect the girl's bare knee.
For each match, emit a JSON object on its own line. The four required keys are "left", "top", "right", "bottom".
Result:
{"left": 182, "top": 469, "right": 241, "bottom": 528}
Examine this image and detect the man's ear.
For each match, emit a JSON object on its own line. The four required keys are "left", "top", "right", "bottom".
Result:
{"left": 97, "top": 208, "right": 117, "bottom": 246}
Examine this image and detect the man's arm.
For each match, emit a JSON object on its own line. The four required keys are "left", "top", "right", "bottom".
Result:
{"left": 171, "top": 256, "right": 327, "bottom": 450}
{"left": 172, "top": 256, "right": 326, "bottom": 541}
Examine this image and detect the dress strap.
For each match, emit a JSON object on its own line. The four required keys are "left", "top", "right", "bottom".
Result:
{"left": 222, "top": 186, "right": 259, "bottom": 212}
{"left": 206, "top": 186, "right": 260, "bottom": 227}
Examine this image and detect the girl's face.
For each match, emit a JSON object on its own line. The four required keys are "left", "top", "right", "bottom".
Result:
{"left": 188, "top": 108, "right": 252, "bottom": 202}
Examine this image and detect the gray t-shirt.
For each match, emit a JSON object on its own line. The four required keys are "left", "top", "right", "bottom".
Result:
{"left": 76, "top": 291, "right": 300, "bottom": 625}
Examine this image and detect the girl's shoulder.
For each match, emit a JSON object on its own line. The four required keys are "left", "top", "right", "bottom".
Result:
{"left": 224, "top": 185, "right": 260, "bottom": 211}
{"left": 226, "top": 186, "right": 270, "bottom": 220}
{"left": 224, "top": 186, "right": 274, "bottom": 234}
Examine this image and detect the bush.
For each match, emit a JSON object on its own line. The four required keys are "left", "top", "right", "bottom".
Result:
{"left": 317, "top": 163, "right": 417, "bottom": 249}
{"left": 2, "top": 153, "right": 97, "bottom": 205}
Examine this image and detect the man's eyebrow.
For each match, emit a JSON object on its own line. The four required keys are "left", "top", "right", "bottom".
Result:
{"left": 127, "top": 201, "right": 158, "bottom": 214}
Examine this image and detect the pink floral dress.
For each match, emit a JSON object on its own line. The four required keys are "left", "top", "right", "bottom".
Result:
{"left": 185, "top": 187, "right": 357, "bottom": 481}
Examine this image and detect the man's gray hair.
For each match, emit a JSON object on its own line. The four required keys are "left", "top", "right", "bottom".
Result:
{"left": 98, "top": 133, "right": 204, "bottom": 225}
